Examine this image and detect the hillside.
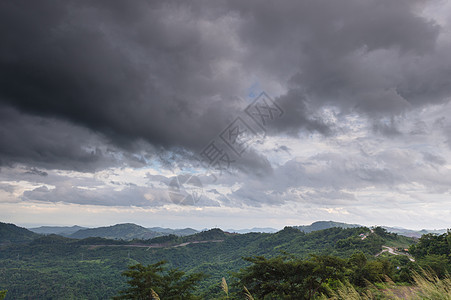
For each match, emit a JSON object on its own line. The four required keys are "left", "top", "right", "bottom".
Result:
{"left": 69, "top": 223, "right": 161, "bottom": 240}
{"left": 294, "top": 220, "right": 361, "bottom": 233}
{"left": 382, "top": 226, "right": 447, "bottom": 238}
{"left": 294, "top": 221, "right": 447, "bottom": 238}
{"left": 0, "top": 222, "right": 40, "bottom": 244}
{"left": 147, "top": 227, "right": 198, "bottom": 236}
{"left": 29, "top": 225, "right": 86, "bottom": 237}
{"left": 23, "top": 221, "right": 448, "bottom": 241}
{"left": 226, "top": 227, "right": 278, "bottom": 234}
{"left": 0, "top": 223, "right": 418, "bottom": 299}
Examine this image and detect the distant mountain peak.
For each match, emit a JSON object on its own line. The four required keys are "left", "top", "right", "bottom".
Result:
{"left": 294, "top": 221, "right": 362, "bottom": 233}
{"left": 225, "top": 227, "right": 278, "bottom": 234}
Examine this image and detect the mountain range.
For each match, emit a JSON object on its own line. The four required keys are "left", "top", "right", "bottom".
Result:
{"left": 1, "top": 220, "right": 449, "bottom": 299}
{"left": 21, "top": 220, "right": 450, "bottom": 241}
{"left": 28, "top": 223, "right": 199, "bottom": 240}
{"left": 294, "top": 221, "right": 361, "bottom": 233}
{"left": 294, "top": 221, "right": 447, "bottom": 238}
{"left": 0, "top": 220, "right": 422, "bottom": 299}
{"left": 225, "top": 227, "right": 279, "bottom": 234}
{"left": 381, "top": 226, "right": 447, "bottom": 238}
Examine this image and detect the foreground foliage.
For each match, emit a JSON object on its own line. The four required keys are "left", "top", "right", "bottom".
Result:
{"left": 316, "top": 271, "right": 451, "bottom": 299}
{"left": 236, "top": 254, "right": 346, "bottom": 299}
{"left": 410, "top": 231, "right": 451, "bottom": 277}
{"left": 217, "top": 270, "right": 451, "bottom": 300}
{"left": 114, "top": 261, "right": 204, "bottom": 299}
{"left": 234, "top": 252, "right": 401, "bottom": 299}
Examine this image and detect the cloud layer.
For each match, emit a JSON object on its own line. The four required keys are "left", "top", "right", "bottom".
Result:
{"left": 1, "top": 0, "right": 451, "bottom": 228}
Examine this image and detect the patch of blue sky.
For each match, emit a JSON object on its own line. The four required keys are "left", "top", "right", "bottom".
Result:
{"left": 246, "top": 81, "right": 262, "bottom": 100}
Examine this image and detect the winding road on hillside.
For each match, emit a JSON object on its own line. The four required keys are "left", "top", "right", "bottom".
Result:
{"left": 375, "top": 245, "right": 415, "bottom": 262}
{"left": 87, "top": 239, "right": 224, "bottom": 250}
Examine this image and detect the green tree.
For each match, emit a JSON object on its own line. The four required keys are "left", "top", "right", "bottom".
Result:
{"left": 418, "top": 254, "right": 449, "bottom": 278}
{"left": 348, "top": 251, "right": 394, "bottom": 286}
{"left": 0, "top": 290, "right": 7, "bottom": 300}
{"left": 349, "top": 251, "right": 367, "bottom": 269}
{"left": 348, "top": 251, "right": 368, "bottom": 286}
{"left": 114, "top": 261, "right": 205, "bottom": 299}
{"left": 410, "top": 232, "right": 450, "bottom": 258}
{"left": 373, "top": 227, "right": 389, "bottom": 238}
{"left": 409, "top": 231, "right": 451, "bottom": 278}
{"left": 236, "top": 254, "right": 346, "bottom": 299}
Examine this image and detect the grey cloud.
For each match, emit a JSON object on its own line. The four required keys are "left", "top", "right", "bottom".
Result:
{"left": 146, "top": 173, "right": 171, "bottom": 185}
{"left": 274, "top": 145, "right": 291, "bottom": 154}
{"left": 22, "top": 184, "right": 168, "bottom": 207}
{"left": 372, "top": 118, "right": 402, "bottom": 137}
{"left": 410, "top": 120, "right": 428, "bottom": 135}
{"left": 1, "top": 0, "right": 450, "bottom": 176}
{"left": 24, "top": 167, "right": 48, "bottom": 177}
{"left": 0, "top": 183, "right": 15, "bottom": 193}
{"left": 229, "top": 187, "right": 284, "bottom": 208}
{"left": 0, "top": 106, "right": 149, "bottom": 171}
{"left": 0, "top": 0, "right": 240, "bottom": 160}
{"left": 232, "top": 148, "right": 274, "bottom": 177}
{"left": 230, "top": 0, "right": 444, "bottom": 117}
{"left": 222, "top": 143, "right": 451, "bottom": 207}
{"left": 422, "top": 152, "right": 446, "bottom": 165}
{"left": 271, "top": 89, "right": 331, "bottom": 136}
{"left": 301, "top": 190, "right": 357, "bottom": 206}
{"left": 21, "top": 174, "right": 220, "bottom": 207}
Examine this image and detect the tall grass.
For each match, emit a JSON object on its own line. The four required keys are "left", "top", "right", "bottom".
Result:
{"left": 411, "top": 270, "right": 451, "bottom": 299}
{"left": 221, "top": 277, "right": 229, "bottom": 299}
{"left": 218, "top": 271, "right": 450, "bottom": 299}
{"left": 319, "top": 270, "right": 451, "bottom": 300}
{"left": 221, "top": 277, "right": 254, "bottom": 300}
{"left": 150, "top": 288, "right": 160, "bottom": 300}
{"left": 243, "top": 286, "right": 255, "bottom": 300}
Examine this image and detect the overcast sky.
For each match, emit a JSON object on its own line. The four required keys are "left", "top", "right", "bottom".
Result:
{"left": 1, "top": 0, "right": 451, "bottom": 230}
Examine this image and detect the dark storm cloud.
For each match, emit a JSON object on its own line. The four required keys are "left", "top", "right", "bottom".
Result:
{"left": 0, "top": 0, "right": 449, "bottom": 170}
{"left": 271, "top": 89, "right": 331, "bottom": 136}
{"left": 0, "top": 0, "right": 239, "bottom": 149}
{"left": 0, "top": 106, "right": 150, "bottom": 171}
{"left": 0, "top": 106, "right": 107, "bottom": 171}
{"left": 227, "top": 0, "right": 444, "bottom": 116}
{"left": 296, "top": 1, "right": 440, "bottom": 111}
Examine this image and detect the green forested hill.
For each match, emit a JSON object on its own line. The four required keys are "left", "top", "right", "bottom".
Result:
{"left": 294, "top": 221, "right": 447, "bottom": 238}
{"left": 67, "top": 223, "right": 200, "bottom": 240}
{"left": 294, "top": 220, "right": 361, "bottom": 233}
{"left": 69, "top": 223, "right": 162, "bottom": 240}
{"left": 0, "top": 224, "right": 417, "bottom": 299}
{"left": 0, "top": 222, "right": 40, "bottom": 244}
{"left": 147, "top": 227, "right": 199, "bottom": 236}
{"left": 28, "top": 225, "right": 86, "bottom": 236}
